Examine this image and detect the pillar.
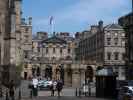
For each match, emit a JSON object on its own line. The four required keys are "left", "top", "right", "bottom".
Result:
{"left": 64, "top": 68, "right": 68, "bottom": 86}
{"left": 80, "top": 69, "right": 85, "bottom": 86}
{"left": 72, "top": 69, "right": 81, "bottom": 88}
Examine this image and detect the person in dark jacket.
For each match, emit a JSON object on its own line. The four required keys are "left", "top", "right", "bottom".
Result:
{"left": 9, "top": 80, "right": 15, "bottom": 100}
{"left": 56, "top": 80, "right": 63, "bottom": 97}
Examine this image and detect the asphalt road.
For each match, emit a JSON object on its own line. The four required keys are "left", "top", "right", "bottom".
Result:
{"left": 22, "top": 96, "right": 114, "bottom": 100}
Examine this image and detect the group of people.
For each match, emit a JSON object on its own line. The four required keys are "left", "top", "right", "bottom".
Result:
{"left": 50, "top": 80, "right": 63, "bottom": 97}
{"left": 31, "top": 77, "right": 63, "bottom": 97}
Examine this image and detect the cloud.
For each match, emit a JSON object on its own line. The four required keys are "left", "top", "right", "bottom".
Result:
{"left": 33, "top": 0, "right": 131, "bottom": 33}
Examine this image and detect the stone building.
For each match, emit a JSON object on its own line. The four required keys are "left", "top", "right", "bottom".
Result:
{"left": 0, "top": 0, "right": 23, "bottom": 87}
{"left": 20, "top": 17, "right": 33, "bottom": 79}
{"left": 75, "top": 21, "right": 126, "bottom": 80}
{"left": 118, "top": 2, "right": 133, "bottom": 79}
{"left": 0, "top": 0, "right": 10, "bottom": 87}
{"left": 21, "top": 32, "right": 86, "bottom": 87}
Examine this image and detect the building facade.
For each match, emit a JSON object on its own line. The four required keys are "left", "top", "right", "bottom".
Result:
{"left": 75, "top": 21, "right": 126, "bottom": 80}
{"left": 0, "top": 0, "right": 10, "bottom": 87}
{"left": 22, "top": 32, "right": 86, "bottom": 87}
{"left": 118, "top": 10, "right": 133, "bottom": 80}
{"left": 0, "top": 0, "right": 23, "bottom": 87}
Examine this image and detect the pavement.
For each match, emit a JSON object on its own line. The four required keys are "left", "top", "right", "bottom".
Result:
{"left": 0, "top": 80, "right": 115, "bottom": 100}
{"left": 21, "top": 96, "right": 114, "bottom": 100}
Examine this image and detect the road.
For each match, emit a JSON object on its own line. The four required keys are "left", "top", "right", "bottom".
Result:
{"left": 22, "top": 96, "right": 114, "bottom": 100}
{"left": 0, "top": 80, "right": 114, "bottom": 100}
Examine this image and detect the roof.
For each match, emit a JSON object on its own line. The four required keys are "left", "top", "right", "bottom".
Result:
{"left": 41, "top": 36, "right": 67, "bottom": 44}
{"left": 104, "top": 24, "right": 123, "bottom": 30}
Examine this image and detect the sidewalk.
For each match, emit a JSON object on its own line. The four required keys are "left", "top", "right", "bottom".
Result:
{"left": 38, "top": 87, "right": 96, "bottom": 97}
{"left": 21, "top": 96, "right": 114, "bottom": 100}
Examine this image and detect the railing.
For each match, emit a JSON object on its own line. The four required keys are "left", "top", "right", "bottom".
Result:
{"left": 25, "top": 58, "right": 73, "bottom": 64}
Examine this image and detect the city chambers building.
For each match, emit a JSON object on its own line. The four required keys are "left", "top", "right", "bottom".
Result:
{"left": 22, "top": 32, "right": 87, "bottom": 87}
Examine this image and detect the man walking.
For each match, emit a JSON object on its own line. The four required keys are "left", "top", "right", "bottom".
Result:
{"left": 9, "top": 80, "right": 15, "bottom": 100}
{"left": 32, "top": 77, "right": 38, "bottom": 97}
{"left": 56, "top": 80, "right": 63, "bottom": 97}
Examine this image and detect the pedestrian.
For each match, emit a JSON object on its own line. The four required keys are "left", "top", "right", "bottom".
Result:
{"left": 9, "top": 80, "right": 15, "bottom": 100}
{"left": 32, "top": 77, "right": 38, "bottom": 97}
{"left": 56, "top": 80, "right": 63, "bottom": 97}
{"left": 50, "top": 81, "right": 56, "bottom": 96}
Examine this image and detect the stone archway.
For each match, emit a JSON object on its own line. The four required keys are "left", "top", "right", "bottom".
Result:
{"left": 59, "top": 64, "right": 64, "bottom": 83}
{"left": 85, "top": 66, "right": 94, "bottom": 82}
{"left": 45, "top": 65, "right": 52, "bottom": 80}
{"left": 54, "top": 64, "right": 64, "bottom": 81}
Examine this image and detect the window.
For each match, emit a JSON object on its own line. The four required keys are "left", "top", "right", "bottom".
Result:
{"left": 115, "top": 33, "right": 118, "bottom": 37}
{"left": 114, "top": 38, "right": 118, "bottom": 45}
{"left": 24, "top": 51, "right": 28, "bottom": 58}
{"left": 121, "top": 38, "right": 125, "bottom": 45}
{"left": 24, "top": 64, "right": 28, "bottom": 68}
{"left": 121, "top": 33, "right": 125, "bottom": 37}
{"left": 60, "top": 48, "right": 62, "bottom": 54}
{"left": 114, "top": 52, "right": 119, "bottom": 60}
{"left": 53, "top": 48, "right": 55, "bottom": 53}
{"left": 25, "top": 28, "right": 29, "bottom": 33}
{"left": 24, "top": 35, "right": 29, "bottom": 42}
{"left": 107, "top": 32, "right": 111, "bottom": 36}
{"left": 46, "top": 48, "right": 48, "bottom": 53}
{"left": 107, "top": 38, "right": 111, "bottom": 45}
{"left": 107, "top": 52, "right": 111, "bottom": 60}
{"left": 68, "top": 48, "right": 71, "bottom": 53}
{"left": 38, "top": 47, "right": 40, "bottom": 52}
{"left": 122, "top": 53, "right": 125, "bottom": 60}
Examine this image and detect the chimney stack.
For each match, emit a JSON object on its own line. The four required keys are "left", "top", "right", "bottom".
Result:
{"left": 28, "top": 17, "right": 32, "bottom": 25}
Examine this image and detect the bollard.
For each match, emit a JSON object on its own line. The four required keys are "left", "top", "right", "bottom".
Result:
{"left": 30, "top": 90, "right": 32, "bottom": 98}
{"left": 0, "top": 87, "right": 2, "bottom": 97}
{"left": 88, "top": 86, "right": 91, "bottom": 96}
{"left": 18, "top": 89, "right": 21, "bottom": 100}
{"left": 75, "top": 88, "right": 77, "bottom": 96}
{"left": 79, "top": 88, "right": 81, "bottom": 97}
{"left": 6, "top": 91, "right": 9, "bottom": 100}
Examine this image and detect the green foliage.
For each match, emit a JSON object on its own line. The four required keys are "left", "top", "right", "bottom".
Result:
{"left": 129, "top": 63, "right": 133, "bottom": 67}
{"left": 16, "top": 63, "right": 23, "bottom": 73}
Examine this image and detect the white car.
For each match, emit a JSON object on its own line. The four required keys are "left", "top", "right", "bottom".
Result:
{"left": 38, "top": 80, "right": 53, "bottom": 90}
{"left": 118, "top": 86, "right": 133, "bottom": 100}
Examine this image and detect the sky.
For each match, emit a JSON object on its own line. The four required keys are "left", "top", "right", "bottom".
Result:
{"left": 22, "top": 0, "right": 132, "bottom": 35}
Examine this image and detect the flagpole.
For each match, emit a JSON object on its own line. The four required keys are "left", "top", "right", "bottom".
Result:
{"left": 50, "top": 16, "right": 54, "bottom": 37}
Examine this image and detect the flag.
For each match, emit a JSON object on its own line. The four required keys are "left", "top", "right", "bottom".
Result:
{"left": 50, "top": 16, "right": 53, "bottom": 25}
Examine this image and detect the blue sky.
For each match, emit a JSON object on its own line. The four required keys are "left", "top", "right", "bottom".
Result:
{"left": 22, "top": 0, "right": 132, "bottom": 34}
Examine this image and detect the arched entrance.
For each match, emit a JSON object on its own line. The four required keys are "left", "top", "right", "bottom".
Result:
{"left": 45, "top": 65, "right": 52, "bottom": 80}
{"left": 59, "top": 64, "right": 64, "bottom": 83}
{"left": 85, "top": 66, "right": 94, "bottom": 83}
{"left": 36, "top": 67, "right": 41, "bottom": 77}
{"left": 55, "top": 64, "right": 64, "bottom": 82}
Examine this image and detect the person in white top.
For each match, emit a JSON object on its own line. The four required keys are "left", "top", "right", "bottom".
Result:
{"left": 32, "top": 77, "right": 38, "bottom": 97}
{"left": 32, "top": 78, "right": 38, "bottom": 88}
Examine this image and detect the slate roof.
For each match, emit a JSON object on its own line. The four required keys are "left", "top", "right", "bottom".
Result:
{"left": 104, "top": 24, "right": 123, "bottom": 30}
{"left": 41, "top": 36, "right": 67, "bottom": 44}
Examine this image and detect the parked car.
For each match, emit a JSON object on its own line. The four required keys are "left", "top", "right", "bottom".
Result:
{"left": 38, "top": 80, "right": 53, "bottom": 90}
{"left": 118, "top": 86, "right": 133, "bottom": 100}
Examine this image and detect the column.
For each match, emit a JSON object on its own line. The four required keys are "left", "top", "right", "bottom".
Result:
{"left": 72, "top": 69, "right": 81, "bottom": 88}
{"left": 80, "top": 69, "right": 85, "bottom": 86}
